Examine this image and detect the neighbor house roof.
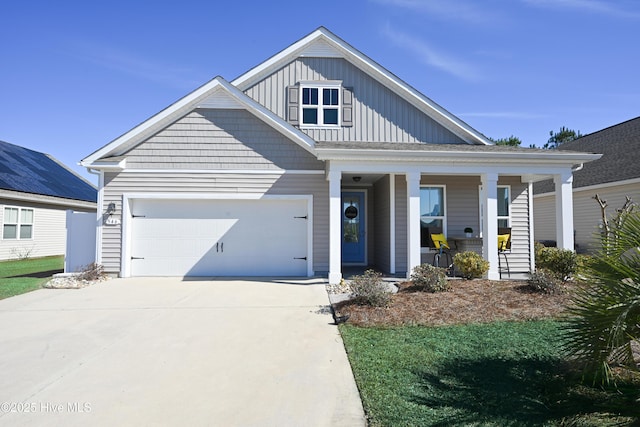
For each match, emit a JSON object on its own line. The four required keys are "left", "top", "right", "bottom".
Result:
{"left": 534, "top": 116, "right": 640, "bottom": 194}
{"left": 0, "top": 140, "right": 96, "bottom": 203}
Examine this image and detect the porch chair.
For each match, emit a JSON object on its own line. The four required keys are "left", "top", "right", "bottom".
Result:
{"left": 426, "top": 227, "right": 454, "bottom": 275}
{"left": 498, "top": 227, "right": 512, "bottom": 279}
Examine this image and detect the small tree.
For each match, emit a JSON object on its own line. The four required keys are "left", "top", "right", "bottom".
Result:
{"left": 543, "top": 126, "right": 582, "bottom": 149}
{"left": 490, "top": 135, "right": 522, "bottom": 147}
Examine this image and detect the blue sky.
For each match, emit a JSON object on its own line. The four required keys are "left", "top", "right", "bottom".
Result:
{"left": 2, "top": 0, "right": 639, "bottom": 183}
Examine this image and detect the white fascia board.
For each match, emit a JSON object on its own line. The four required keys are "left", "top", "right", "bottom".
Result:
{"left": 326, "top": 160, "right": 582, "bottom": 177}
{"left": 81, "top": 77, "right": 316, "bottom": 168}
{"left": 231, "top": 27, "right": 492, "bottom": 146}
{"left": 316, "top": 147, "right": 601, "bottom": 165}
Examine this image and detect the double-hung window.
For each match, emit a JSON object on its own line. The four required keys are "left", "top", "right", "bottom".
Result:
{"left": 301, "top": 85, "right": 340, "bottom": 126}
{"left": 3, "top": 207, "right": 34, "bottom": 240}
{"left": 420, "top": 186, "right": 446, "bottom": 248}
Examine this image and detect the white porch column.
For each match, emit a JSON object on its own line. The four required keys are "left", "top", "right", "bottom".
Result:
{"left": 554, "top": 171, "right": 574, "bottom": 250}
{"left": 406, "top": 172, "right": 421, "bottom": 278}
{"left": 528, "top": 181, "right": 536, "bottom": 273}
{"left": 328, "top": 170, "right": 342, "bottom": 284}
{"left": 482, "top": 173, "right": 500, "bottom": 280}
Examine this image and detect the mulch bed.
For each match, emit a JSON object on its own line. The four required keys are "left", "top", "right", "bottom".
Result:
{"left": 333, "top": 279, "right": 572, "bottom": 327}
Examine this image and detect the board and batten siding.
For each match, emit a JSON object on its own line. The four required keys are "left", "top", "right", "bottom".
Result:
{"left": 534, "top": 181, "right": 640, "bottom": 253}
{"left": 101, "top": 172, "right": 329, "bottom": 276}
{"left": 244, "top": 57, "right": 465, "bottom": 145}
{"left": 124, "top": 109, "right": 324, "bottom": 171}
{"left": 0, "top": 200, "right": 67, "bottom": 260}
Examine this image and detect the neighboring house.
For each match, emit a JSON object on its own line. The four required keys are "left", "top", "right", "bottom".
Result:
{"left": 80, "top": 27, "right": 598, "bottom": 282}
{"left": 534, "top": 117, "right": 640, "bottom": 252}
{"left": 0, "top": 140, "right": 97, "bottom": 261}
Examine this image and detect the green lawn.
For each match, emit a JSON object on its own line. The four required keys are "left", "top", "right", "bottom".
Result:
{"left": 0, "top": 255, "right": 64, "bottom": 300}
{"left": 340, "top": 321, "right": 639, "bottom": 426}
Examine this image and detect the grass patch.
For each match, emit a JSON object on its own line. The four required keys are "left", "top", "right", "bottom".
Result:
{"left": 340, "top": 321, "right": 639, "bottom": 426}
{"left": 0, "top": 255, "right": 63, "bottom": 299}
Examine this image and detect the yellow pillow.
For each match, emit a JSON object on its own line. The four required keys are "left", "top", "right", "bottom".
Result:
{"left": 431, "top": 233, "right": 449, "bottom": 249}
{"left": 498, "top": 234, "right": 510, "bottom": 250}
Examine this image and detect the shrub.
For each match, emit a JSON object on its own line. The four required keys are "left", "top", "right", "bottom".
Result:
{"left": 453, "top": 251, "right": 489, "bottom": 279}
{"left": 410, "top": 263, "right": 449, "bottom": 292}
{"left": 77, "top": 263, "right": 107, "bottom": 281}
{"left": 349, "top": 269, "right": 391, "bottom": 307}
{"left": 527, "top": 269, "right": 562, "bottom": 294}
{"left": 536, "top": 246, "right": 577, "bottom": 282}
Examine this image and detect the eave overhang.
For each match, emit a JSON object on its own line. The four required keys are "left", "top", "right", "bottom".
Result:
{"left": 315, "top": 146, "right": 602, "bottom": 167}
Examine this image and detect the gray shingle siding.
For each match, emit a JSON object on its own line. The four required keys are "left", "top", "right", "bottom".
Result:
{"left": 124, "top": 109, "right": 324, "bottom": 171}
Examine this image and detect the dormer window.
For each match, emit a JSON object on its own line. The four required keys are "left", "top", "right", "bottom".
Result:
{"left": 287, "top": 82, "right": 353, "bottom": 128}
{"left": 302, "top": 87, "right": 339, "bottom": 126}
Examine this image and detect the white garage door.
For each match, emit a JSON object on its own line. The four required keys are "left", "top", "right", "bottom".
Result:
{"left": 129, "top": 198, "right": 309, "bottom": 277}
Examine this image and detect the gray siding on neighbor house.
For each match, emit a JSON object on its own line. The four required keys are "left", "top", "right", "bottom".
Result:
{"left": 0, "top": 200, "right": 68, "bottom": 260}
{"left": 534, "top": 181, "right": 640, "bottom": 253}
{"left": 100, "top": 172, "right": 329, "bottom": 275}
{"left": 244, "top": 57, "right": 465, "bottom": 145}
{"left": 124, "top": 109, "right": 324, "bottom": 171}
{"left": 373, "top": 175, "right": 391, "bottom": 273}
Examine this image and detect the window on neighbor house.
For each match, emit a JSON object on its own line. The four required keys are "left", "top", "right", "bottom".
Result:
{"left": 3, "top": 207, "right": 34, "bottom": 240}
{"left": 420, "top": 186, "right": 446, "bottom": 248}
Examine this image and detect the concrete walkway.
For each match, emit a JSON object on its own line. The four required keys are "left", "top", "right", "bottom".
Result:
{"left": 0, "top": 278, "right": 366, "bottom": 426}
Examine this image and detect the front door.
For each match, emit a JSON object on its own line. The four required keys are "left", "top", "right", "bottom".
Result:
{"left": 342, "top": 191, "right": 366, "bottom": 264}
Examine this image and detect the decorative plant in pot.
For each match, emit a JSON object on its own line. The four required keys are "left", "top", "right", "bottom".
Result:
{"left": 464, "top": 227, "right": 473, "bottom": 238}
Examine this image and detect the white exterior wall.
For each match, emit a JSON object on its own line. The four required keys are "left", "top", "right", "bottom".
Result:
{"left": 0, "top": 200, "right": 66, "bottom": 260}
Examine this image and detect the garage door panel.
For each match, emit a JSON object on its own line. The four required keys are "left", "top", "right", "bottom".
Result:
{"left": 129, "top": 198, "right": 308, "bottom": 277}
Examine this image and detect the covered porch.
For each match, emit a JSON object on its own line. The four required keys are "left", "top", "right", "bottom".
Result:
{"left": 317, "top": 144, "right": 599, "bottom": 285}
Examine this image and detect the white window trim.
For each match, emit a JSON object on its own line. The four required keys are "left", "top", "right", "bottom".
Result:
{"left": 2, "top": 206, "right": 35, "bottom": 240}
{"left": 420, "top": 185, "right": 447, "bottom": 252}
{"left": 497, "top": 185, "right": 511, "bottom": 228}
{"left": 299, "top": 82, "right": 342, "bottom": 128}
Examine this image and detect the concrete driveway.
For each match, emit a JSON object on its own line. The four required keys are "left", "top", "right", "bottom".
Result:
{"left": 0, "top": 278, "right": 365, "bottom": 426}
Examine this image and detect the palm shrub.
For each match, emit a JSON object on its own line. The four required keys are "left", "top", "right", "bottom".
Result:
{"left": 563, "top": 208, "right": 640, "bottom": 384}
{"left": 349, "top": 269, "right": 391, "bottom": 307}
{"left": 453, "top": 251, "right": 489, "bottom": 279}
{"left": 410, "top": 263, "right": 448, "bottom": 292}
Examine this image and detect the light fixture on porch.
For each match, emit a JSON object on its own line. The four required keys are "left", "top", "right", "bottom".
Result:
{"left": 352, "top": 176, "right": 361, "bottom": 182}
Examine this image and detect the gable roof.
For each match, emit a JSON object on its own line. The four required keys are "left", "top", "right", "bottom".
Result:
{"left": 232, "top": 27, "right": 492, "bottom": 146}
{"left": 0, "top": 140, "right": 96, "bottom": 203}
{"left": 534, "top": 116, "right": 640, "bottom": 194}
{"left": 81, "top": 77, "right": 317, "bottom": 167}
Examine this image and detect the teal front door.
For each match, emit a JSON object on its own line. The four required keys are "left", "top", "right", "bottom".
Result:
{"left": 342, "top": 191, "right": 366, "bottom": 264}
